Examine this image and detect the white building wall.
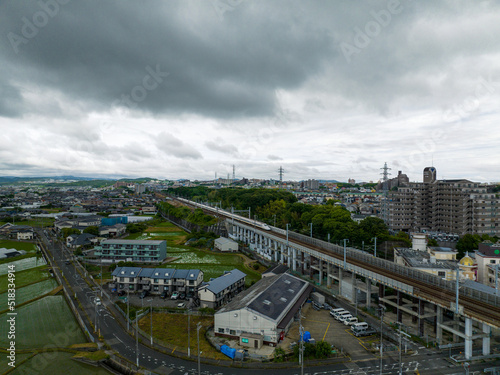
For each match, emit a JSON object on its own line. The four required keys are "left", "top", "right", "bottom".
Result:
{"left": 215, "top": 308, "right": 278, "bottom": 343}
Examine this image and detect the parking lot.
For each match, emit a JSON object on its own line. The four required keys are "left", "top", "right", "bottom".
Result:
{"left": 112, "top": 291, "right": 195, "bottom": 310}
{"left": 282, "top": 303, "right": 378, "bottom": 361}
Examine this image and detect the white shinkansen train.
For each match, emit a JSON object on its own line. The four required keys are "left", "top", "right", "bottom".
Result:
{"left": 176, "top": 197, "right": 271, "bottom": 231}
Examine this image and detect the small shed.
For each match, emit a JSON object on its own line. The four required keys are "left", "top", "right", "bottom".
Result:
{"left": 214, "top": 237, "right": 239, "bottom": 252}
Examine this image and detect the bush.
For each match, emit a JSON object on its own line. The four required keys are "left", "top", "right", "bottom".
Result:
{"left": 273, "top": 347, "right": 286, "bottom": 362}
{"left": 198, "top": 307, "right": 215, "bottom": 315}
{"left": 252, "top": 263, "right": 260, "bottom": 270}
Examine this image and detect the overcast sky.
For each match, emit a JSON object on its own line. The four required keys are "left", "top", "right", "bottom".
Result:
{"left": 1, "top": 1, "right": 499, "bottom": 182}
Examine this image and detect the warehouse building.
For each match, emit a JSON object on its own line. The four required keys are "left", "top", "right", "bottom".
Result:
{"left": 214, "top": 273, "right": 312, "bottom": 347}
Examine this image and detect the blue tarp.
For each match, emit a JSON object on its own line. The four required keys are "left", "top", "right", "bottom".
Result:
{"left": 220, "top": 344, "right": 236, "bottom": 359}
{"left": 300, "top": 331, "right": 311, "bottom": 342}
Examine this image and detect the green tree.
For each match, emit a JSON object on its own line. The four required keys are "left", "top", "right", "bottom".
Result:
{"left": 315, "top": 340, "right": 332, "bottom": 358}
{"left": 61, "top": 228, "right": 81, "bottom": 238}
{"left": 83, "top": 226, "right": 99, "bottom": 236}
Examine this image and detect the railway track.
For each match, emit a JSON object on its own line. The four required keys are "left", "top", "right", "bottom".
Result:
{"left": 171, "top": 198, "right": 500, "bottom": 327}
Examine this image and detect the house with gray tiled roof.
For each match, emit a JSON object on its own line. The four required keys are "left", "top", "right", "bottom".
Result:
{"left": 110, "top": 266, "right": 204, "bottom": 295}
{"left": 198, "top": 269, "right": 246, "bottom": 309}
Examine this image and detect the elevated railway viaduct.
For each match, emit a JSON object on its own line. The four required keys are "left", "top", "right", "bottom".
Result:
{"left": 171, "top": 198, "right": 500, "bottom": 360}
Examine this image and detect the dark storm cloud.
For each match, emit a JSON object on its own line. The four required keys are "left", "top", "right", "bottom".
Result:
{"left": 0, "top": 0, "right": 335, "bottom": 119}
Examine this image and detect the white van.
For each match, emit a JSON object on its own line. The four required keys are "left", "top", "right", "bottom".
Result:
{"left": 335, "top": 311, "right": 352, "bottom": 321}
{"left": 338, "top": 313, "right": 353, "bottom": 323}
{"left": 343, "top": 316, "right": 359, "bottom": 326}
{"left": 330, "top": 308, "right": 345, "bottom": 318}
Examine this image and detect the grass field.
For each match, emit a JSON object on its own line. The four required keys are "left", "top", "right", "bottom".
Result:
{"left": 0, "top": 255, "right": 46, "bottom": 276}
{"left": 9, "top": 351, "right": 110, "bottom": 375}
{"left": 166, "top": 247, "right": 261, "bottom": 284}
{"left": 0, "top": 295, "right": 86, "bottom": 349}
{"left": 139, "top": 313, "right": 228, "bottom": 360}
{"left": 0, "top": 240, "right": 37, "bottom": 252}
{"left": 0, "top": 278, "right": 58, "bottom": 311}
{"left": 0, "top": 265, "right": 50, "bottom": 292}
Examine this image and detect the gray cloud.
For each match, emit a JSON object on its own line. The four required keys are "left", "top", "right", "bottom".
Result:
{"left": 156, "top": 132, "right": 202, "bottom": 160}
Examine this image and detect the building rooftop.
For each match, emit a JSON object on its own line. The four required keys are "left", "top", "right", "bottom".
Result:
{"left": 218, "top": 273, "right": 309, "bottom": 322}
{"left": 200, "top": 269, "right": 246, "bottom": 295}
{"left": 102, "top": 239, "right": 165, "bottom": 245}
{"left": 396, "top": 248, "right": 457, "bottom": 270}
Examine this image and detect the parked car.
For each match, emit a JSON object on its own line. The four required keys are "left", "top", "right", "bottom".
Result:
{"left": 179, "top": 292, "right": 186, "bottom": 300}
{"left": 160, "top": 290, "right": 168, "bottom": 299}
{"left": 139, "top": 290, "right": 149, "bottom": 299}
{"left": 94, "top": 297, "right": 101, "bottom": 306}
{"left": 312, "top": 301, "right": 322, "bottom": 310}
{"left": 343, "top": 316, "right": 359, "bottom": 326}
{"left": 171, "top": 292, "right": 179, "bottom": 300}
{"left": 323, "top": 303, "right": 332, "bottom": 310}
{"left": 338, "top": 314, "right": 353, "bottom": 323}
{"left": 177, "top": 302, "right": 186, "bottom": 308}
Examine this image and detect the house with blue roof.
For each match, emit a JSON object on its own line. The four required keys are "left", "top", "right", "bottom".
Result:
{"left": 198, "top": 269, "right": 246, "bottom": 309}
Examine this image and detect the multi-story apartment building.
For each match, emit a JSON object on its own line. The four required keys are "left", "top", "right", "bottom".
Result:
{"left": 475, "top": 242, "right": 500, "bottom": 286}
{"left": 387, "top": 167, "right": 500, "bottom": 236}
{"left": 198, "top": 269, "right": 246, "bottom": 309}
{"left": 94, "top": 239, "right": 167, "bottom": 263}
{"left": 111, "top": 266, "right": 204, "bottom": 295}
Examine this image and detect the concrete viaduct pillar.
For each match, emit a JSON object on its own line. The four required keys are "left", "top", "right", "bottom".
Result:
{"left": 436, "top": 306, "right": 443, "bottom": 345}
{"left": 483, "top": 323, "right": 491, "bottom": 356}
{"left": 465, "top": 317, "right": 472, "bottom": 360}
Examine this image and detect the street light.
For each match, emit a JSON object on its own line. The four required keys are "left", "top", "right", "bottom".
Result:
{"left": 197, "top": 322, "right": 202, "bottom": 375}
{"left": 187, "top": 309, "right": 191, "bottom": 357}
{"left": 148, "top": 298, "right": 153, "bottom": 346}
{"left": 127, "top": 288, "right": 130, "bottom": 331}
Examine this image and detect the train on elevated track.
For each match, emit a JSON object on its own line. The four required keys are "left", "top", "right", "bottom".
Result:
{"left": 176, "top": 197, "right": 271, "bottom": 231}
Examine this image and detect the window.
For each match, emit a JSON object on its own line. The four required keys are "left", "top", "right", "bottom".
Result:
{"left": 490, "top": 260, "right": 496, "bottom": 264}
{"left": 218, "top": 328, "right": 224, "bottom": 333}
{"left": 230, "top": 330, "right": 236, "bottom": 335}
{"left": 438, "top": 271, "right": 446, "bottom": 277}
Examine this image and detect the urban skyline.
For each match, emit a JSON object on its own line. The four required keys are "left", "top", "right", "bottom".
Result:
{"left": 1, "top": 1, "right": 500, "bottom": 182}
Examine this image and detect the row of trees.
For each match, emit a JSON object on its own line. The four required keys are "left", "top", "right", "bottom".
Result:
{"left": 170, "top": 187, "right": 408, "bottom": 253}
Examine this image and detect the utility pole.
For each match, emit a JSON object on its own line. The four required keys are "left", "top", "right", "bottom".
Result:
{"left": 379, "top": 304, "right": 386, "bottom": 375}
{"left": 127, "top": 288, "right": 130, "bottom": 331}
{"left": 495, "top": 264, "right": 499, "bottom": 296}
{"left": 299, "top": 307, "right": 304, "bottom": 375}
{"left": 372, "top": 237, "right": 377, "bottom": 258}
{"left": 309, "top": 222, "right": 313, "bottom": 238}
{"left": 343, "top": 239, "right": 349, "bottom": 269}
{"left": 188, "top": 309, "right": 191, "bottom": 357}
{"left": 197, "top": 322, "right": 202, "bottom": 375}
{"left": 136, "top": 310, "right": 139, "bottom": 367}
{"left": 150, "top": 299, "right": 153, "bottom": 346}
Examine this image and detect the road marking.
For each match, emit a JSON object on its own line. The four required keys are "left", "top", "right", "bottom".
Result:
{"left": 322, "top": 322, "right": 331, "bottom": 341}
{"left": 113, "top": 334, "right": 124, "bottom": 344}
{"left": 172, "top": 346, "right": 176, "bottom": 354}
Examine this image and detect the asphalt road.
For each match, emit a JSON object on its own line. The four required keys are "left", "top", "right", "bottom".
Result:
{"left": 36, "top": 229, "right": 500, "bottom": 375}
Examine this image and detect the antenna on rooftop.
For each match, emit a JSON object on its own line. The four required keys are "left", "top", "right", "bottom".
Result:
{"left": 232, "top": 164, "right": 235, "bottom": 181}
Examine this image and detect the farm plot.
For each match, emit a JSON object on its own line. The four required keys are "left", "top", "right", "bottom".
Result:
{"left": 0, "top": 240, "right": 37, "bottom": 252}
{"left": 0, "top": 278, "right": 58, "bottom": 311}
{"left": 10, "top": 351, "right": 110, "bottom": 375}
{"left": 0, "top": 256, "right": 46, "bottom": 276}
{"left": 0, "top": 265, "right": 50, "bottom": 292}
{"left": 0, "top": 295, "right": 86, "bottom": 349}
